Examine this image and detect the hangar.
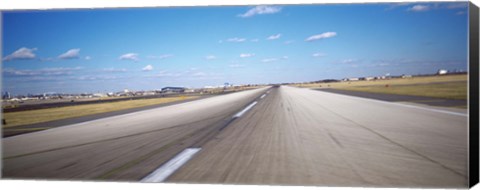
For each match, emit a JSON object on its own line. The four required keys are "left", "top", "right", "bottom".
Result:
{"left": 161, "top": 87, "right": 186, "bottom": 93}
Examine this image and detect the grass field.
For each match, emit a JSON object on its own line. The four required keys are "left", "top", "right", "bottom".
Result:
{"left": 293, "top": 74, "right": 468, "bottom": 100}
{"left": 3, "top": 96, "right": 196, "bottom": 128}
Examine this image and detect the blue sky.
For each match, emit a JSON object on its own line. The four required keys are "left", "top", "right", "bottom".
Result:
{"left": 2, "top": 2, "right": 469, "bottom": 95}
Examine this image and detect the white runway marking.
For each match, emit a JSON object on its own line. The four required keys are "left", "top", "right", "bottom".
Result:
{"left": 233, "top": 101, "right": 258, "bottom": 118}
{"left": 141, "top": 148, "right": 201, "bottom": 183}
{"left": 371, "top": 100, "right": 468, "bottom": 117}
{"left": 317, "top": 90, "right": 468, "bottom": 117}
{"left": 260, "top": 94, "right": 266, "bottom": 99}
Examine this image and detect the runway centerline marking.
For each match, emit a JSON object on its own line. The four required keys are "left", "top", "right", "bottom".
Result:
{"left": 260, "top": 94, "right": 266, "bottom": 99}
{"left": 141, "top": 148, "right": 201, "bottom": 183}
{"left": 233, "top": 101, "right": 258, "bottom": 118}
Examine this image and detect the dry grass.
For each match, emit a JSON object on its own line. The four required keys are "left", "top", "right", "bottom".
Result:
{"left": 294, "top": 74, "right": 467, "bottom": 88}
{"left": 292, "top": 74, "right": 468, "bottom": 100}
{"left": 3, "top": 96, "right": 196, "bottom": 128}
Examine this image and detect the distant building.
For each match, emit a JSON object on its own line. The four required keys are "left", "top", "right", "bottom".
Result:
{"left": 2, "top": 91, "right": 11, "bottom": 99}
{"left": 184, "top": 88, "right": 195, "bottom": 93}
{"left": 92, "top": 93, "right": 106, "bottom": 98}
{"left": 401, "top": 74, "right": 412, "bottom": 78}
{"left": 347, "top": 77, "right": 359, "bottom": 81}
{"left": 437, "top": 69, "right": 448, "bottom": 75}
{"left": 161, "top": 87, "right": 186, "bottom": 93}
{"left": 143, "top": 91, "right": 156, "bottom": 96}
{"left": 359, "top": 77, "right": 375, "bottom": 80}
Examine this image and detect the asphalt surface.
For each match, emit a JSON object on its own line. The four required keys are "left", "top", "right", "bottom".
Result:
{"left": 3, "top": 91, "right": 244, "bottom": 113}
{"left": 2, "top": 86, "right": 468, "bottom": 188}
{"left": 2, "top": 95, "right": 215, "bottom": 138}
{"left": 317, "top": 88, "right": 467, "bottom": 108}
{"left": 3, "top": 93, "right": 188, "bottom": 113}
{"left": 3, "top": 87, "right": 269, "bottom": 180}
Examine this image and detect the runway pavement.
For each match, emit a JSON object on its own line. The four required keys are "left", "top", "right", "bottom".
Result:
{"left": 3, "top": 87, "right": 269, "bottom": 180}
{"left": 316, "top": 88, "right": 467, "bottom": 108}
{"left": 3, "top": 95, "right": 213, "bottom": 138}
{"left": 2, "top": 86, "right": 468, "bottom": 188}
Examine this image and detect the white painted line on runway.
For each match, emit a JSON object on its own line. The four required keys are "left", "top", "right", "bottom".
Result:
{"left": 260, "top": 94, "right": 266, "bottom": 99}
{"left": 317, "top": 90, "right": 468, "bottom": 117}
{"left": 141, "top": 148, "right": 201, "bottom": 183}
{"left": 233, "top": 101, "right": 258, "bottom": 118}
{"left": 370, "top": 99, "right": 468, "bottom": 117}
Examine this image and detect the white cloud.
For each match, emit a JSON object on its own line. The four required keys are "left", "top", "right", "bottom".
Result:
{"left": 142, "top": 65, "right": 154, "bottom": 71}
{"left": 446, "top": 3, "right": 468, "bottom": 9}
{"left": 150, "top": 68, "right": 216, "bottom": 80}
{"left": 261, "top": 58, "right": 278, "bottom": 63}
{"left": 3, "top": 47, "right": 37, "bottom": 61}
{"left": 75, "top": 75, "right": 121, "bottom": 81}
{"left": 305, "top": 32, "right": 337, "bottom": 42}
{"left": 151, "top": 70, "right": 221, "bottom": 80}
{"left": 251, "top": 39, "right": 259, "bottom": 42}
{"left": 408, "top": 5, "right": 430, "bottom": 12}
{"left": 4, "top": 67, "right": 82, "bottom": 77}
{"left": 267, "top": 34, "right": 281, "bottom": 40}
{"left": 103, "top": 68, "right": 127, "bottom": 73}
{"left": 40, "top": 57, "right": 56, "bottom": 62}
{"left": 260, "top": 55, "right": 289, "bottom": 63}
{"left": 238, "top": 6, "right": 282, "bottom": 18}
{"left": 147, "top": 54, "right": 173, "bottom": 60}
{"left": 159, "top": 54, "right": 174, "bottom": 59}
{"left": 377, "top": 63, "right": 391, "bottom": 66}
{"left": 226, "top": 37, "right": 246, "bottom": 42}
{"left": 58, "top": 48, "right": 80, "bottom": 59}
{"left": 240, "top": 53, "right": 255, "bottom": 58}
{"left": 85, "top": 56, "right": 92, "bottom": 60}
{"left": 119, "top": 53, "right": 139, "bottom": 62}
{"left": 154, "top": 70, "right": 182, "bottom": 78}
{"left": 312, "top": 52, "right": 327, "bottom": 57}
{"left": 385, "top": 3, "right": 412, "bottom": 11}
{"left": 341, "top": 59, "right": 358, "bottom": 64}
{"left": 205, "top": 55, "right": 217, "bottom": 60}
{"left": 192, "top": 72, "right": 207, "bottom": 77}
{"left": 389, "top": 3, "right": 466, "bottom": 12}
{"left": 229, "top": 64, "right": 245, "bottom": 68}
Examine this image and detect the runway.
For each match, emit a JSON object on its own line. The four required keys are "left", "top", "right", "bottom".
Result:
{"left": 2, "top": 86, "right": 468, "bottom": 187}
{"left": 316, "top": 88, "right": 467, "bottom": 108}
{"left": 3, "top": 87, "right": 268, "bottom": 180}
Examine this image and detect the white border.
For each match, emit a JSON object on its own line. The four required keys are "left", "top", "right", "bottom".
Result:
{"left": 0, "top": 0, "right": 474, "bottom": 10}
{"left": 1, "top": 0, "right": 479, "bottom": 190}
